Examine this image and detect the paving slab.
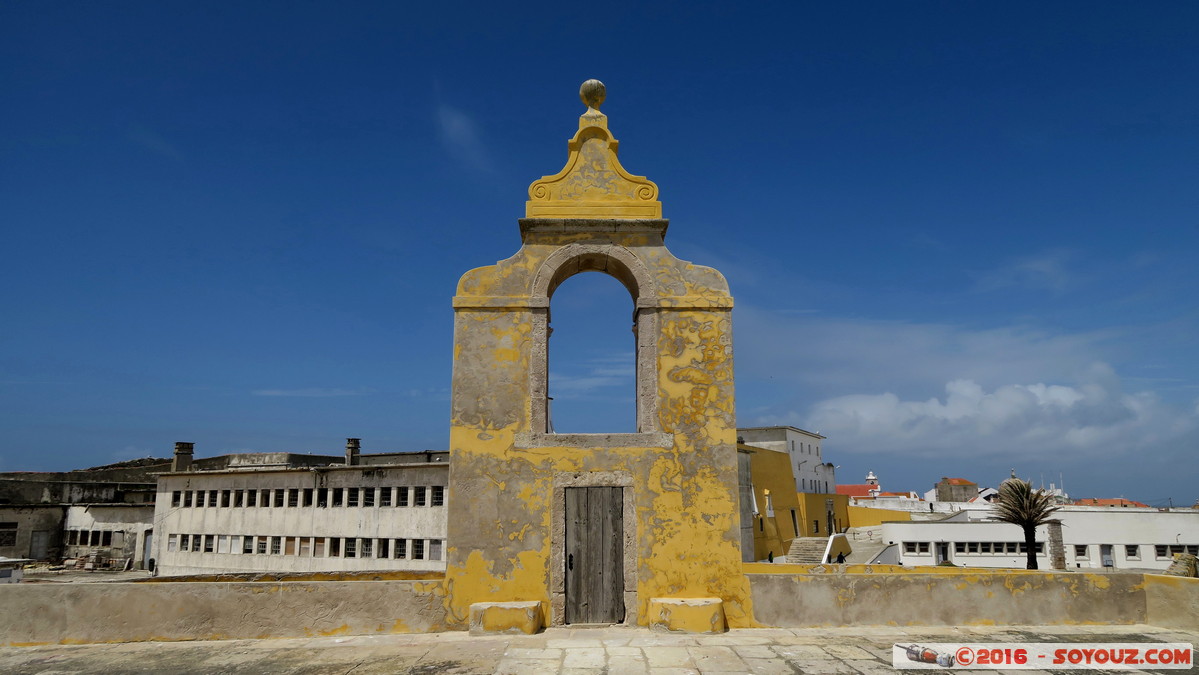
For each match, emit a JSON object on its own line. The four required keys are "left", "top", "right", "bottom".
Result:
{"left": 0, "top": 624, "right": 1194, "bottom": 674}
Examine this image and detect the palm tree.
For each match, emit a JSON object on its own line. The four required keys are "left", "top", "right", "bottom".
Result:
{"left": 992, "top": 478, "right": 1060, "bottom": 570}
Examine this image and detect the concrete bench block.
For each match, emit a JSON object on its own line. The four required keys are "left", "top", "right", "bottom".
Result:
{"left": 468, "top": 601, "right": 544, "bottom": 635}
{"left": 647, "top": 597, "right": 727, "bottom": 634}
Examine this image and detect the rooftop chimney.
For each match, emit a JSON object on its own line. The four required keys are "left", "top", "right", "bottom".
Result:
{"left": 345, "top": 438, "right": 360, "bottom": 466}
{"left": 172, "top": 442, "right": 194, "bottom": 472}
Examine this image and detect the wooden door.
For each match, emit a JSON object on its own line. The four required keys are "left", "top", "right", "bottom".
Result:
{"left": 565, "top": 487, "right": 624, "bottom": 624}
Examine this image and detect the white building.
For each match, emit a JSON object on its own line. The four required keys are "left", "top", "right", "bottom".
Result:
{"left": 63, "top": 504, "right": 155, "bottom": 570}
{"left": 153, "top": 441, "right": 449, "bottom": 577}
{"left": 738, "top": 426, "right": 835, "bottom": 494}
{"left": 875, "top": 506, "right": 1199, "bottom": 571}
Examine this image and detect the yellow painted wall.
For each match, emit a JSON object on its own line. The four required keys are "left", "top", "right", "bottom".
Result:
{"left": 742, "top": 445, "right": 801, "bottom": 561}
{"left": 846, "top": 504, "right": 912, "bottom": 528}
{"left": 795, "top": 492, "right": 850, "bottom": 538}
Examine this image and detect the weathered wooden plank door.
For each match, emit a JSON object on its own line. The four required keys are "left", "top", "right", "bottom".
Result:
{"left": 565, "top": 487, "right": 624, "bottom": 624}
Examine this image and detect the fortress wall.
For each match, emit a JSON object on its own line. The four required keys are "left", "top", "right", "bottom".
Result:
{"left": 748, "top": 572, "right": 1146, "bottom": 627}
{"left": 0, "top": 579, "right": 446, "bottom": 646}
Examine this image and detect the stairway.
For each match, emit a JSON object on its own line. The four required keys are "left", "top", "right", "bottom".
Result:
{"left": 786, "top": 537, "right": 829, "bottom": 564}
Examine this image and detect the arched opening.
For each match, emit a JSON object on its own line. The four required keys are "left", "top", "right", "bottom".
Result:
{"left": 546, "top": 272, "right": 636, "bottom": 433}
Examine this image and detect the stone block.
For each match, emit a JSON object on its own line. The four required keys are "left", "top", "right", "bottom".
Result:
{"left": 646, "top": 597, "right": 727, "bottom": 634}
{"left": 469, "top": 601, "right": 544, "bottom": 635}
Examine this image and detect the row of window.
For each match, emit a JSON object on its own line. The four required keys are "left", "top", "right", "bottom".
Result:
{"left": 0, "top": 522, "right": 15, "bottom": 547}
{"left": 170, "top": 486, "right": 445, "bottom": 509}
{"left": 166, "top": 534, "right": 444, "bottom": 561}
{"left": 66, "top": 529, "right": 127, "bottom": 547}
{"left": 902, "top": 541, "right": 1045, "bottom": 555}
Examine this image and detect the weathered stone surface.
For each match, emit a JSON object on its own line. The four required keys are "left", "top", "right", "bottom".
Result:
{"left": 0, "top": 579, "right": 446, "bottom": 645}
{"left": 647, "top": 597, "right": 728, "bottom": 634}
{"left": 469, "top": 601, "right": 544, "bottom": 635}
{"left": 748, "top": 571, "right": 1147, "bottom": 627}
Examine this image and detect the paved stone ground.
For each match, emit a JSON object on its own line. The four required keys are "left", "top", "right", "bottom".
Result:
{"left": 0, "top": 624, "right": 1195, "bottom": 674}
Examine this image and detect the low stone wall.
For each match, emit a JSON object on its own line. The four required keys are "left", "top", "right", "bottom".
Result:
{"left": 0, "top": 580, "right": 447, "bottom": 646}
{"left": 1144, "top": 574, "right": 1199, "bottom": 632}
{"left": 748, "top": 572, "right": 1146, "bottom": 627}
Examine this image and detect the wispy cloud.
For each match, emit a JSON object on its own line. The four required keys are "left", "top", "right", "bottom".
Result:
{"left": 127, "top": 126, "right": 183, "bottom": 160}
{"left": 252, "top": 387, "right": 373, "bottom": 397}
{"left": 972, "top": 249, "right": 1077, "bottom": 294}
{"left": 549, "top": 353, "right": 635, "bottom": 398}
{"left": 436, "top": 104, "right": 491, "bottom": 171}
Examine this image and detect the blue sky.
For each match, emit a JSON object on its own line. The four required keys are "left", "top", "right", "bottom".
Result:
{"left": 2, "top": 2, "right": 1196, "bottom": 504}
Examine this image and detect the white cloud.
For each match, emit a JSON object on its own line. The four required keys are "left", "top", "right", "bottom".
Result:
{"left": 436, "top": 104, "right": 491, "bottom": 171}
{"left": 252, "top": 388, "right": 372, "bottom": 397}
{"left": 788, "top": 365, "right": 1196, "bottom": 460}
{"left": 972, "top": 249, "right": 1077, "bottom": 294}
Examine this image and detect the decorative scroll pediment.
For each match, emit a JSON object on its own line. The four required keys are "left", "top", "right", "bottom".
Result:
{"left": 526, "top": 80, "right": 662, "bottom": 219}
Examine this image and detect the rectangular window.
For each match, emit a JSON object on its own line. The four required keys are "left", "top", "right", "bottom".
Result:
{"left": 904, "top": 542, "right": 917, "bottom": 554}
{"left": 361, "top": 538, "right": 372, "bottom": 558}
{"left": 221, "top": 490, "right": 231, "bottom": 507}
{"left": 347, "top": 488, "right": 359, "bottom": 507}
{"left": 299, "top": 537, "right": 311, "bottom": 557}
{"left": 429, "top": 540, "right": 442, "bottom": 561}
{"left": 303, "top": 488, "right": 313, "bottom": 507}
{"left": 217, "top": 535, "right": 230, "bottom": 554}
{"left": 1033, "top": 543, "right": 1044, "bottom": 554}
{"left": 332, "top": 488, "right": 343, "bottom": 507}
{"left": 284, "top": 537, "right": 296, "bottom": 555}
{"left": 180, "top": 534, "right": 190, "bottom": 551}
{"left": 812, "top": 520, "right": 819, "bottom": 534}
{"left": 172, "top": 491, "right": 182, "bottom": 507}
{"left": 397, "top": 487, "right": 409, "bottom": 507}
{"left": 362, "top": 487, "right": 375, "bottom": 507}
{"left": 204, "top": 535, "right": 215, "bottom": 553}
{"left": 414, "top": 486, "right": 427, "bottom": 507}
{"left": 246, "top": 489, "right": 257, "bottom": 507}
{"left": 394, "top": 538, "right": 407, "bottom": 559}
{"left": 412, "top": 539, "right": 425, "bottom": 560}
{"left": 208, "top": 490, "right": 218, "bottom": 506}
{"left": 918, "top": 542, "right": 930, "bottom": 554}
{"left": 243, "top": 536, "right": 254, "bottom": 554}
{"left": 66, "top": 530, "right": 78, "bottom": 545}
{"left": 183, "top": 491, "right": 193, "bottom": 507}
{"left": 954, "top": 542, "right": 965, "bottom": 554}
{"left": 257, "top": 538, "right": 267, "bottom": 555}
{"left": 1075, "top": 545, "right": 1089, "bottom": 558}
{"left": 344, "top": 538, "right": 357, "bottom": 558}
{"left": 262, "top": 489, "right": 272, "bottom": 506}
{"left": 790, "top": 510, "right": 799, "bottom": 537}
{"left": 1006, "top": 542, "right": 1018, "bottom": 554}
{"left": 273, "top": 489, "right": 285, "bottom": 508}
{"left": 979, "top": 542, "right": 991, "bottom": 554}
{"left": 234, "top": 489, "right": 244, "bottom": 507}
{"left": 377, "top": 538, "right": 389, "bottom": 558}
{"left": 380, "top": 488, "right": 392, "bottom": 507}
{"left": 270, "top": 536, "right": 282, "bottom": 555}
{"left": 317, "top": 488, "right": 328, "bottom": 508}
{"left": 288, "top": 488, "right": 299, "bottom": 507}
{"left": 167, "top": 535, "right": 178, "bottom": 552}
{"left": 314, "top": 538, "right": 326, "bottom": 557}
{"left": 1018, "top": 542, "right": 1028, "bottom": 553}
{"left": 1188, "top": 545, "right": 1199, "bottom": 556}
{"left": 195, "top": 491, "right": 205, "bottom": 507}
{"left": 967, "top": 542, "right": 979, "bottom": 553}
{"left": 431, "top": 486, "right": 445, "bottom": 506}
{"left": 1125, "top": 545, "right": 1139, "bottom": 559}
{"left": 329, "top": 537, "right": 341, "bottom": 557}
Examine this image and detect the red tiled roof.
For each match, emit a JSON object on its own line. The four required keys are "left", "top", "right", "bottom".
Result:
{"left": 836, "top": 484, "right": 875, "bottom": 497}
{"left": 941, "top": 477, "right": 976, "bottom": 486}
{"left": 1074, "top": 497, "right": 1149, "bottom": 508}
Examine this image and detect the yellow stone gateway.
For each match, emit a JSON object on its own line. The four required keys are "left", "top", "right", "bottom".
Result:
{"left": 525, "top": 79, "right": 662, "bottom": 219}
{"left": 444, "top": 80, "right": 749, "bottom": 631}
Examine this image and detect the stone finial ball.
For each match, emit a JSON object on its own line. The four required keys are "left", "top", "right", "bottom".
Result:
{"left": 580, "top": 79, "right": 606, "bottom": 109}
